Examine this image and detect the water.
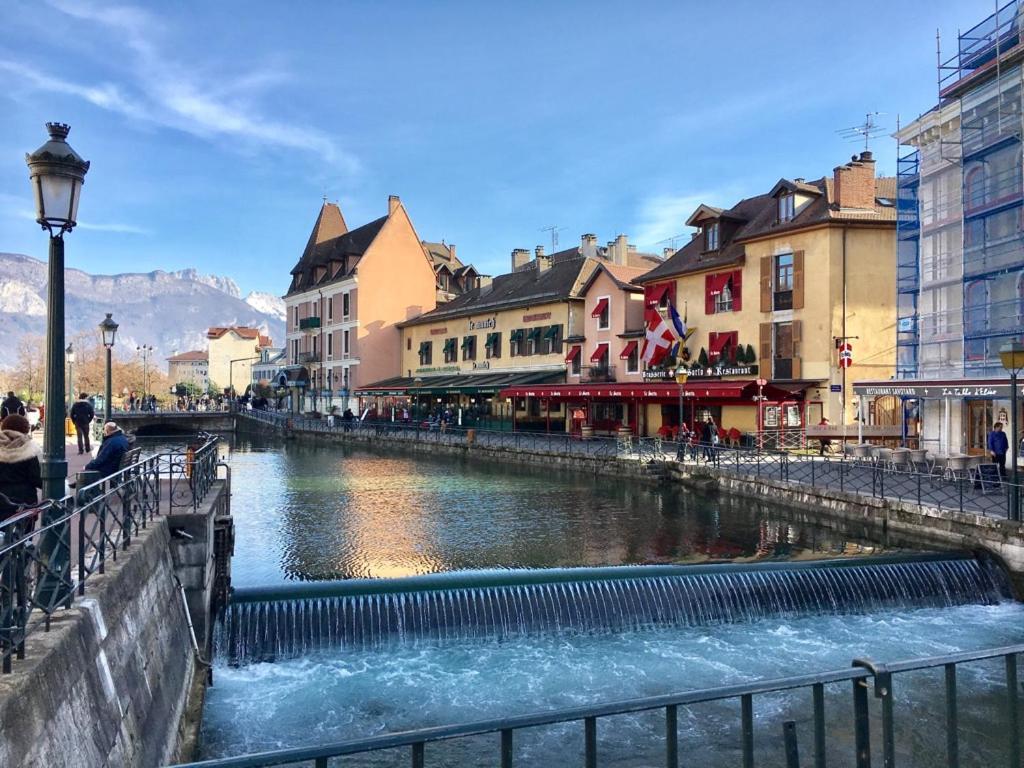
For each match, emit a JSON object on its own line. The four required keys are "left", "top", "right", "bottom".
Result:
{"left": 194, "top": 437, "right": 1024, "bottom": 766}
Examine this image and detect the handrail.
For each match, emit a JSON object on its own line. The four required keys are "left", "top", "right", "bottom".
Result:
{"left": 172, "top": 642, "right": 1024, "bottom": 767}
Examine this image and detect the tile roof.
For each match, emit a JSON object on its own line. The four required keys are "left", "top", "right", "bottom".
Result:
{"left": 207, "top": 326, "right": 263, "bottom": 340}
{"left": 582, "top": 263, "right": 647, "bottom": 294}
{"left": 402, "top": 257, "right": 596, "bottom": 326}
{"left": 166, "top": 350, "right": 208, "bottom": 362}
{"left": 287, "top": 215, "right": 388, "bottom": 295}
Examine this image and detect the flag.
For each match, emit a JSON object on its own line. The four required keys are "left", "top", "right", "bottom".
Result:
{"left": 668, "top": 301, "right": 687, "bottom": 340}
{"left": 641, "top": 308, "right": 675, "bottom": 367}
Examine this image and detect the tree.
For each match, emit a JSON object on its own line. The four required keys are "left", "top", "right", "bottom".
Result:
{"left": 697, "top": 348, "right": 709, "bottom": 368}
{"left": 4, "top": 335, "right": 46, "bottom": 404}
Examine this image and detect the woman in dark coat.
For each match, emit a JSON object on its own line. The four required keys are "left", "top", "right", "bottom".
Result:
{"left": 0, "top": 414, "right": 42, "bottom": 522}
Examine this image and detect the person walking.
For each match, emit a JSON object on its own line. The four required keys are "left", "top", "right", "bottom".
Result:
{"left": 0, "top": 414, "right": 41, "bottom": 524}
{"left": 84, "top": 422, "right": 130, "bottom": 479}
{"left": 701, "top": 418, "right": 716, "bottom": 462}
{"left": 69, "top": 393, "right": 95, "bottom": 455}
{"left": 1, "top": 392, "right": 26, "bottom": 419}
{"left": 988, "top": 422, "right": 1010, "bottom": 478}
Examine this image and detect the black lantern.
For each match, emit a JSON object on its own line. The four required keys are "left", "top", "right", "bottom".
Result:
{"left": 99, "top": 313, "right": 118, "bottom": 348}
{"left": 25, "top": 122, "right": 90, "bottom": 234}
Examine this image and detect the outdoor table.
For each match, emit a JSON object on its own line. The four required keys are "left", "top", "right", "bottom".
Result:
{"left": 946, "top": 455, "right": 971, "bottom": 482}
{"left": 853, "top": 444, "right": 872, "bottom": 461}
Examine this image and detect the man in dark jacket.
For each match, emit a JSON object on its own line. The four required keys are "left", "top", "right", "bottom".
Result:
{"left": 1, "top": 391, "right": 26, "bottom": 419}
{"left": 85, "top": 422, "right": 130, "bottom": 478}
{"left": 988, "top": 422, "right": 1011, "bottom": 477}
{"left": 0, "top": 413, "right": 41, "bottom": 522}
{"left": 69, "top": 393, "right": 95, "bottom": 455}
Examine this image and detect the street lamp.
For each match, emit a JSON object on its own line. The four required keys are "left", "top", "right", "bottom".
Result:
{"left": 137, "top": 344, "right": 153, "bottom": 406}
{"left": 99, "top": 313, "right": 118, "bottom": 421}
{"left": 65, "top": 342, "right": 75, "bottom": 412}
{"left": 228, "top": 356, "right": 260, "bottom": 409}
{"left": 999, "top": 341, "right": 1024, "bottom": 521}
{"left": 26, "top": 122, "right": 89, "bottom": 503}
{"left": 675, "top": 368, "right": 688, "bottom": 436}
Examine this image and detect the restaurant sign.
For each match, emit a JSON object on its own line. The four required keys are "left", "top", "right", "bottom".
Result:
{"left": 472, "top": 360, "right": 490, "bottom": 370}
{"left": 643, "top": 364, "right": 757, "bottom": 381}
{"left": 853, "top": 382, "right": 1024, "bottom": 399}
{"left": 429, "top": 327, "right": 448, "bottom": 336}
{"left": 469, "top": 317, "right": 496, "bottom": 331}
{"left": 415, "top": 365, "right": 459, "bottom": 374}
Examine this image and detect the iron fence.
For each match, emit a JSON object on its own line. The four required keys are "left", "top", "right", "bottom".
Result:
{"left": 0, "top": 434, "right": 222, "bottom": 673}
{"left": 172, "top": 642, "right": 1024, "bottom": 768}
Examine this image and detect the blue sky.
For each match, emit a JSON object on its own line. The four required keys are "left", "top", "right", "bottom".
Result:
{"left": 0, "top": 0, "right": 996, "bottom": 297}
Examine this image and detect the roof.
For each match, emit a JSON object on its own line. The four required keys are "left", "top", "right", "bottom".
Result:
{"left": 638, "top": 175, "right": 896, "bottom": 284}
{"left": 402, "top": 257, "right": 595, "bottom": 326}
{"left": 207, "top": 326, "right": 263, "bottom": 340}
{"left": 287, "top": 213, "right": 389, "bottom": 295}
{"left": 258, "top": 334, "right": 273, "bottom": 347}
{"left": 580, "top": 262, "right": 647, "bottom": 295}
{"left": 166, "top": 350, "right": 207, "bottom": 362}
{"left": 422, "top": 241, "right": 461, "bottom": 269}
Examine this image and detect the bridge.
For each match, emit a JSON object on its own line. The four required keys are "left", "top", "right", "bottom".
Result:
{"left": 109, "top": 409, "right": 236, "bottom": 436}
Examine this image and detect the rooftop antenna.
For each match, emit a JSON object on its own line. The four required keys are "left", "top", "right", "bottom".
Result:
{"left": 540, "top": 225, "right": 565, "bottom": 252}
{"left": 837, "top": 112, "right": 886, "bottom": 152}
{"left": 654, "top": 232, "right": 687, "bottom": 251}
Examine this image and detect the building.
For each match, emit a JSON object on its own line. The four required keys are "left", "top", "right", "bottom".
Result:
{"left": 422, "top": 241, "right": 488, "bottom": 304}
{"left": 166, "top": 350, "right": 209, "bottom": 393}
{"left": 856, "top": 1, "right": 1024, "bottom": 455}
{"left": 358, "top": 247, "right": 598, "bottom": 427}
{"left": 284, "top": 196, "right": 438, "bottom": 413}
{"left": 251, "top": 346, "right": 285, "bottom": 390}
{"left": 206, "top": 326, "right": 271, "bottom": 395}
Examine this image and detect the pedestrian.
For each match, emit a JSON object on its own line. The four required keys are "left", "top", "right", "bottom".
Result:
{"left": 818, "top": 417, "right": 832, "bottom": 456}
{"left": 988, "top": 421, "right": 1010, "bottom": 478}
{"left": 84, "top": 422, "right": 130, "bottom": 479}
{"left": 1, "top": 391, "right": 26, "bottom": 419}
{"left": 701, "top": 418, "right": 716, "bottom": 461}
{"left": 342, "top": 408, "right": 355, "bottom": 433}
{"left": 0, "top": 414, "right": 42, "bottom": 524}
{"left": 69, "top": 392, "right": 95, "bottom": 455}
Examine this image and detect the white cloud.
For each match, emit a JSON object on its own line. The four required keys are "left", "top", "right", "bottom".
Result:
{"left": 75, "top": 221, "right": 151, "bottom": 235}
{"left": 631, "top": 193, "right": 716, "bottom": 251}
{"left": 0, "top": 192, "right": 150, "bottom": 234}
{"left": 1, "top": 0, "right": 356, "bottom": 172}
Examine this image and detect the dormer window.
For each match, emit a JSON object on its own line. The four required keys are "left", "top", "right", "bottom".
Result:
{"left": 705, "top": 222, "right": 719, "bottom": 251}
{"left": 778, "top": 193, "right": 795, "bottom": 223}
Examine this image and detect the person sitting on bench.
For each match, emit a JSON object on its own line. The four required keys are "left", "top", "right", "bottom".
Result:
{"left": 85, "top": 422, "right": 130, "bottom": 479}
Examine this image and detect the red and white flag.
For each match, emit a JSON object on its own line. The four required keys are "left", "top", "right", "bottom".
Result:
{"left": 640, "top": 308, "right": 674, "bottom": 367}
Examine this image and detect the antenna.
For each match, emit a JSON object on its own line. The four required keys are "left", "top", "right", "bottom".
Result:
{"left": 540, "top": 225, "right": 565, "bottom": 252}
{"left": 837, "top": 112, "right": 886, "bottom": 151}
{"left": 654, "top": 233, "right": 687, "bottom": 251}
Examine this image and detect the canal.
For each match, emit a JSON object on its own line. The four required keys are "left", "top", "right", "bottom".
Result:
{"left": 196, "top": 437, "right": 1024, "bottom": 766}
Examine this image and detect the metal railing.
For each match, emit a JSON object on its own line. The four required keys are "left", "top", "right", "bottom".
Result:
{"left": 0, "top": 434, "right": 222, "bottom": 673}
{"left": 238, "top": 413, "right": 1024, "bottom": 521}
{"left": 173, "top": 642, "right": 1024, "bottom": 768}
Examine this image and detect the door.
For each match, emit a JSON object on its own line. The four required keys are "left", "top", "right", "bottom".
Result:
{"left": 966, "top": 400, "right": 993, "bottom": 456}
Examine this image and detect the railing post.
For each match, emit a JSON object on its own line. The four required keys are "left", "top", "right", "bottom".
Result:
{"left": 741, "top": 693, "right": 754, "bottom": 768}
{"left": 501, "top": 728, "right": 514, "bottom": 768}
{"left": 665, "top": 704, "right": 678, "bottom": 768}
{"left": 945, "top": 663, "right": 959, "bottom": 768}
{"left": 411, "top": 741, "right": 425, "bottom": 768}
{"left": 853, "top": 675, "right": 871, "bottom": 768}
{"left": 1007, "top": 653, "right": 1020, "bottom": 768}
{"left": 783, "top": 721, "right": 800, "bottom": 768}
{"left": 1, "top": 528, "right": 14, "bottom": 674}
{"left": 813, "top": 682, "right": 826, "bottom": 768}
{"left": 811, "top": 455, "right": 816, "bottom": 486}
{"left": 585, "top": 716, "right": 597, "bottom": 768}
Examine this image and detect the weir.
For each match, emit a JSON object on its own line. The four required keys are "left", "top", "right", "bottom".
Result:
{"left": 216, "top": 553, "right": 1011, "bottom": 665}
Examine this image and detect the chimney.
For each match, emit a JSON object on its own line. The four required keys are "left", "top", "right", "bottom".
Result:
{"left": 663, "top": 247, "right": 675, "bottom": 259}
{"left": 833, "top": 151, "right": 876, "bottom": 210}
{"left": 448, "top": 243, "right": 457, "bottom": 262}
{"left": 536, "top": 255, "right": 551, "bottom": 272}
{"left": 388, "top": 195, "right": 401, "bottom": 215}
{"left": 580, "top": 233, "right": 599, "bottom": 258}
{"left": 511, "top": 248, "right": 531, "bottom": 271}
{"left": 608, "top": 233, "right": 628, "bottom": 265}
{"left": 535, "top": 245, "right": 545, "bottom": 259}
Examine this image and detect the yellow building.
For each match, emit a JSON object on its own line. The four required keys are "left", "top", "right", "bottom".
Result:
{"left": 206, "top": 327, "right": 270, "bottom": 395}
{"left": 632, "top": 151, "right": 897, "bottom": 442}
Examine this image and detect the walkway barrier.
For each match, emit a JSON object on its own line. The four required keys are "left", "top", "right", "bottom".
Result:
{"left": 174, "top": 641, "right": 1024, "bottom": 768}
{"left": 0, "top": 434, "right": 222, "bottom": 673}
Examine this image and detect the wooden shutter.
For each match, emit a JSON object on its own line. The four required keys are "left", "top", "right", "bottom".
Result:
{"left": 792, "top": 250, "right": 805, "bottom": 309}
{"left": 705, "top": 275, "right": 716, "bottom": 315}
{"left": 791, "top": 320, "right": 802, "bottom": 378}
{"left": 760, "top": 257, "right": 771, "bottom": 312}
{"left": 759, "top": 323, "right": 772, "bottom": 365}
{"left": 732, "top": 269, "right": 742, "bottom": 311}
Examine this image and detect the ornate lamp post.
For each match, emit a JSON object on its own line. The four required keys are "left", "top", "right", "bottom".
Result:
{"left": 675, "top": 368, "right": 688, "bottom": 436}
{"left": 65, "top": 343, "right": 75, "bottom": 412}
{"left": 1000, "top": 341, "right": 1024, "bottom": 521}
{"left": 26, "top": 122, "right": 89, "bottom": 502}
{"left": 99, "top": 313, "right": 118, "bottom": 422}
{"left": 137, "top": 344, "right": 153, "bottom": 407}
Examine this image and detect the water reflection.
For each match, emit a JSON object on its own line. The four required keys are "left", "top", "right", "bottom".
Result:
{"left": 220, "top": 437, "right": 909, "bottom": 586}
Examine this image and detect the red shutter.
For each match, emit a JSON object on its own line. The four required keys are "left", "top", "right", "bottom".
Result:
{"left": 705, "top": 275, "right": 715, "bottom": 315}
{"left": 732, "top": 269, "right": 742, "bottom": 311}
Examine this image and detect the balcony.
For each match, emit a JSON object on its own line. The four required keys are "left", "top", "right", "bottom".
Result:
{"left": 299, "top": 317, "right": 321, "bottom": 333}
{"left": 773, "top": 291, "right": 793, "bottom": 311}
{"left": 583, "top": 365, "right": 616, "bottom": 383}
{"left": 297, "top": 351, "right": 321, "bottom": 364}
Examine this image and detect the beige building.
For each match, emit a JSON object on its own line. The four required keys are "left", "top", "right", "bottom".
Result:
{"left": 166, "top": 350, "right": 209, "bottom": 392}
{"left": 206, "top": 327, "right": 271, "bottom": 395}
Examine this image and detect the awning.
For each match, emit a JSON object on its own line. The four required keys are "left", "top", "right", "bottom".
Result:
{"left": 591, "top": 297, "right": 609, "bottom": 318}
{"left": 418, "top": 341, "right": 431, "bottom": 352}
{"left": 590, "top": 345, "right": 609, "bottom": 363}
{"left": 707, "top": 273, "right": 732, "bottom": 296}
{"left": 565, "top": 346, "right": 581, "bottom": 364}
{"left": 498, "top": 380, "right": 800, "bottom": 402}
{"left": 527, "top": 327, "right": 543, "bottom": 342}
{"left": 485, "top": 332, "right": 500, "bottom": 347}
{"left": 644, "top": 283, "right": 671, "bottom": 308}
{"left": 358, "top": 369, "right": 566, "bottom": 397}
{"left": 461, "top": 336, "right": 473, "bottom": 348}
{"left": 543, "top": 325, "right": 560, "bottom": 340}
{"left": 619, "top": 340, "right": 638, "bottom": 359}
{"left": 509, "top": 329, "right": 524, "bottom": 342}
{"left": 443, "top": 338, "right": 457, "bottom": 353}
{"left": 276, "top": 366, "right": 310, "bottom": 388}
{"left": 710, "top": 332, "right": 735, "bottom": 356}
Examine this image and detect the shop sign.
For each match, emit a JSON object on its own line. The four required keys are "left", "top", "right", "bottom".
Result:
{"left": 686, "top": 365, "right": 758, "bottom": 379}
{"left": 430, "top": 327, "right": 448, "bottom": 336}
{"left": 415, "top": 365, "right": 459, "bottom": 374}
{"left": 523, "top": 311, "right": 552, "bottom": 322}
{"left": 855, "top": 383, "right": 1024, "bottom": 399}
{"left": 469, "top": 317, "right": 496, "bottom": 330}
{"left": 472, "top": 360, "right": 490, "bottom": 370}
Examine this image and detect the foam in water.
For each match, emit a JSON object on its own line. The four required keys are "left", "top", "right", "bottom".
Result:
{"left": 216, "top": 555, "right": 1011, "bottom": 665}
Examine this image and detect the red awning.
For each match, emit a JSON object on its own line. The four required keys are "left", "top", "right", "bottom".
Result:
{"left": 645, "top": 283, "right": 671, "bottom": 307}
{"left": 707, "top": 273, "right": 732, "bottom": 296}
{"left": 564, "top": 346, "right": 581, "bottom": 364}
{"left": 591, "top": 297, "right": 609, "bottom": 318}
{"left": 619, "top": 340, "right": 638, "bottom": 359}
{"left": 499, "top": 381, "right": 757, "bottom": 401}
{"left": 709, "top": 332, "right": 736, "bottom": 356}
{"left": 590, "top": 344, "right": 609, "bottom": 363}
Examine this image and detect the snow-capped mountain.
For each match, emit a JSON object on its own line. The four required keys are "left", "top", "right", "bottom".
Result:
{"left": 244, "top": 291, "right": 286, "bottom": 322}
{"left": 0, "top": 253, "right": 285, "bottom": 368}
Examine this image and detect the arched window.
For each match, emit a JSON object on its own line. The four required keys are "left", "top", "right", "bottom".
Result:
{"left": 965, "top": 165, "right": 985, "bottom": 212}
{"left": 965, "top": 279, "right": 989, "bottom": 362}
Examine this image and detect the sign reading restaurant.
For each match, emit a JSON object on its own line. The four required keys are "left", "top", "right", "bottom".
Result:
{"left": 642, "top": 364, "right": 758, "bottom": 381}
{"left": 469, "top": 317, "right": 496, "bottom": 331}
{"left": 852, "top": 381, "right": 1024, "bottom": 399}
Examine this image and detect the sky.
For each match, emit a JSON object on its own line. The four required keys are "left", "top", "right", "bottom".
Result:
{"left": 0, "top": 0, "right": 998, "bottom": 298}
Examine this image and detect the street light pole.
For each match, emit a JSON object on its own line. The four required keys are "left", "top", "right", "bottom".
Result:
{"left": 65, "top": 342, "right": 75, "bottom": 413}
{"left": 999, "top": 342, "right": 1024, "bottom": 522}
{"left": 228, "top": 356, "right": 260, "bottom": 410}
{"left": 99, "top": 313, "right": 118, "bottom": 422}
{"left": 137, "top": 344, "right": 153, "bottom": 404}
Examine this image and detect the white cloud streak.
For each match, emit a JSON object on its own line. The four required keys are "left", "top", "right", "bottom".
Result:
{"left": 0, "top": 194, "right": 150, "bottom": 234}
{"left": 631, "top": 192, "right": 719, "bottom": 251}
{"left": 2, "top": 0, "right": 355, "bottom": 171}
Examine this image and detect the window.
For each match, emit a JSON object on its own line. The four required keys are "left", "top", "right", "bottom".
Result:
{"left": 621, "top": 341, "right": 639, "bottom": 373}
{"left": 407, "top": 338, "right": 412, "bottom": 351}
{"left": 709, "top": 331, "right": 739, "bottom": 364}
{"left": 593, "top": 297, "right": 610, "bottom": 330}
{"left": 342, "top": 292, "right": 351, "bottom": 319}
{"left": 462, "top": 335, "right": 477, "bottom": 361}
{"left": 705, "top": 222, "right": 719, "bottom": 251}
{"left": 444, "top": 337, "right": 458, "bottom": 363}
{"left": 327, "top": 333, "right": 334, "bottom": 359}
{"left": 706, "top": 270, "right": 741, "bottom": 314}
{"left": 566, "top": 345, "right": 582, "bottom": 375}
{"left": 774, "top": 253, "right": 794, "bottom": 310}
{"left": 778, "top": 193, "right": 795, "bottom": 223}
{"left": 343, "top": 330, "right": 350, "bottom": 358}
{"left": 419, "top": 341, "right": 432, "bottom": 365}
{"left": 526, "top": 327, "right": 543, "bottom": 355}
{"left": 543, "top": 325, "right": 563, "bottom": 354}
{"left": 327, "top": 297, "right": 333, "bottom": 322}
{"left": 510, "top": 329, "right": 523, "bottom": 357}
{"left": 715, "top": 281, "right": 733, "bottom": 313}
{"left": 773, "top": 322, "right": 793, "bottom": 378}
{"left": 293, "top": 306, "right": 299, "bottom": 329}
{"left": 486, "top": 332, "right": 502, "bottom": 359}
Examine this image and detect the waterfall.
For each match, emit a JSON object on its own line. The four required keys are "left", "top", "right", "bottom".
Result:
{"left": 215, "top": 554, "right": 1012, "bottom": 665}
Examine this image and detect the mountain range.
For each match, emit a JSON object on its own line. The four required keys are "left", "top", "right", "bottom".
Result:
{"left": 0, "top": 252, "right": 286, "bottom": 369}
